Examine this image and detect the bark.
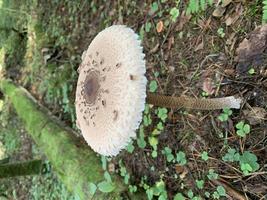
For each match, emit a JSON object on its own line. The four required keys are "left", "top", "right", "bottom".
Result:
{"left": 0, "top": 79, "right": 144, "bottom": 200}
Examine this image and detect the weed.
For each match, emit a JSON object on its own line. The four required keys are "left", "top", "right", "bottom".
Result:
{"left": 162, "top": 147, "right": 175, "bottom": 162}
{"left": 218, "top": 108, "right": 232, "bottom": 122}
{"left": 217, "top": 27, "right": 225, "bottom": 38}
{"left": 176, "top": 151, "right": 187, "bottom": 165}
{"left": 149, "top": 80, "right": 158, "bottom": 93}
{"left": 201, "top": 151, "right": 209, "bottom": 161}
{"left": 236, "top": 121, "right": 251, "bottom": 137}
{"left": 263, "top": 0, "right": 267, "bottom": 23}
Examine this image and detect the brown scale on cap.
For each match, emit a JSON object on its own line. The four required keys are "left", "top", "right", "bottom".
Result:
{"left": 81, "top": 70, "right": 100, "bottom": 106}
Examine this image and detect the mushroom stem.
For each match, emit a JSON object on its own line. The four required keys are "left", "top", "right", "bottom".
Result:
{"left": 146, "top": 93, "right": 241, "bottom": 110}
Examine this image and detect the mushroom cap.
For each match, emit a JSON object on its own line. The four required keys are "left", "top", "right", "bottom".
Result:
{"left": 75, "top": 25, "right": 147, "bottom": 156}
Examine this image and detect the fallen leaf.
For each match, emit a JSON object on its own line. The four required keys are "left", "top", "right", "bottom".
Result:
{"left": 212, "top": 6, "right": 226, "bottom": 18}
{"left": 195, "top": 40, "right": 204, "bottom": 51}
{"left": 156, "top": 21, "right": 164, "bottom": 33}
{"left": 243, "top": 107, "right": 267, "bottom": 125}
{"left": 167, "top": 36, "right": 174, "bottom": 50}
{"left": 221, "top": 0, "right": 232, "bottom": 7}
{"left": 175, "top": 164, "right": 188, "bottom": 179}
{"left": 235, "top": 24, "right": 267, "bottom": 74}
{"left": 149, "top": 43, "right": 159, "bottom": 54}
{"left": 225, "top": 3, "right": 243, "bottom": 26}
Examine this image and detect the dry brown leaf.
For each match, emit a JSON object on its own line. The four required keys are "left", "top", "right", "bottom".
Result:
{"left": 212, "top": 6, "right": 226, "bottom": 17}
{"left": 235, "top": 24, "right": 267, "bottom": 74}
{"left": 156, "top": 21, "right": 164, "bottom": 33}
{"left": 222, "top": 0, "right": 233, "bottom": 7}
{"left": 225, "top": 3, "right": 243, "bottom": 26}
{"left": 243, "top": 107, "right": 267, "bottom": 125}
{"left": 194, "top": 38, "right": 204, "bottom": 51}
{"left": 175, "top": 164, "right": 188, "bottom": 179}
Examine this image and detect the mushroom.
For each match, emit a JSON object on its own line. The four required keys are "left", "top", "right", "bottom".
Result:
{"left": 75, "top": 25, "right": 241, "bottom": 156}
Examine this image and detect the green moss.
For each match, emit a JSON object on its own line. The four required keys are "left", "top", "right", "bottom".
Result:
{"left": 0, "top": 79, "right": 127, "bottom": 199}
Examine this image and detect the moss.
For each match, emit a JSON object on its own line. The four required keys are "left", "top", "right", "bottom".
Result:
{"left": 0, "top": 79, "right": 128, "bottom": 199}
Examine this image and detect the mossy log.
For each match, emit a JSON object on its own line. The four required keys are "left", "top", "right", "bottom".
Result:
{"left": 0, "top": 79, "right": 143, "bottom": 200}
{"left": 0, "top": 159, "right": 43, "bottom": 178}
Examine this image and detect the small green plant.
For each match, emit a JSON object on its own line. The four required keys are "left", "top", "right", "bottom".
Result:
{"left": 149, "top": 136, "right": 158, "bottom": 158}
{"left": 176, "top": 151, "right": 187, "bottom": 165}
{"left": 217, "top": 27, "right": 225, "bottom": 38}
{"left": 263, "top": 0, "right": 267, "bottom": 23}
{"left": 196, "top": 179, "right": 204, "bottom": 189}
{"left": 248, "top": 68, "right": 256, "bottom": 75}
{"left": 162, "top": 147, "right": 175, "bottom": 162}
{"left": 137, "top": 125, "right": 146, "bottom": 149}
{"left": 236, "top": 121, "right": 250, "bottom": 137}
{"left": 145, "top": 21, "right": 152, "bottom": 32}
{"left": 174, "top": 193, "right": 185, "bottom": 200}
{"left": 157, "top": 108, "right": 168, "bottom": 122}
{"left": 223, "top": 149, "right": 260, "bottom": 175}
{"left": 129, "top": 185, "right": 137, "bottom": 193}
{"left": 239, "top": 151, "right": 260, "bottom": 175}
{"left": 186, "top": 0, "right": 214, "bottom": 15}
{"left": 126, "top": 141, "right": 135, "bottom": 153}
{"left": 218, "top": 108, "right": 232, "bottom": 122}
{"left": 170, "top": 7, "right": 179, "bottom": 22}
{"left": 212, "top": 185, "right": 226, "bottom": 199}
{"left": 201, "top": 151, "right": 209, "bottom": 161}
{"left": 149, "top": 80, "right": 158, "bottom": 92}
{"left": 150, "top": 2, "right": 159, "bottom": 15}
{"left": 119, "top": 160, "right": 131, "bottom": 184}
{"left": 222, "top": 148, "right": 240, "bottom": 162}
{"left": 207, "top": 169, "right": 219, "bottom": 180}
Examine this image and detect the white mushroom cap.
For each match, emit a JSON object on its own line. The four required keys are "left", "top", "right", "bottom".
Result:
{"left": 75, "top": 25, "right": 147, "bottom": 156}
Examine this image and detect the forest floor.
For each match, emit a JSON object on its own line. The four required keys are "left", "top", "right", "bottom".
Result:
{"left": 0, "top": 0, "right": 266, "bottom": 200}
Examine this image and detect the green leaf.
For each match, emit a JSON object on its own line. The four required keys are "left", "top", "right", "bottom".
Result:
{"left": 236, "top": 121, "right": 244, "bottom": 129}
{"left": 157, "top": 122, "right": 164, "bottom": 131}
{"left": 104, "top": 171, "right": 112, "bottom": 182}
{"left": 152, "top": 150, "right": 158, "bottom": 158}
{"left": 207, "top": 169, "right": 218, "bottom": 180}
{"left": 174, "top": 193, "right": 185, "bottom": 200}
{"left": 243, "top": 124, "right": 250, "bottom": 134}
{"left": 146, "top": 188, "right": 154, "bottom": 200}
{"left": 97, "top": 181, "right": 115, "bottom": 193}
{"left": 88, "top": 182, "right": 97, "bottom": 195}
{"left": 149, "top": 80, "right": 158, "bottom": 92}
{"left": 201, "top": 151, "right": 209, "bottom": 161}
{"left": 150, "top": 2, "right": 159, "bottom": 14}
{"left": 126, "top": 142, "right": 135, "bottom": 153}
{"left": 218, "top": 113, "right": 228, "bottom": 122}
{"left": 176, "top": 151, "right": 187, "bottom": 165}
{"left": 187, "top": 189, "right": 194, "bottom": 198}
{"left": 170, "top": 7, "right": 180, "bottom": 22}
{"left": 239, "top": 151, "right": 259, "bottom": 173}
{"left": 149, "top": 136, "right": 158, "bottom": 148}
{"left": 145, "top": 22, "right": 152, "bottom": 32}
{"left": 124, "top": 173, "right": 130, "bottom": 184}
{"left": 216, "top": 185, "right": 226, "bottom": 196}
{"left": 101, "top": 156, "right": 107, "bottom": 170}
{"left": 222, "top": 148, "right": 240, "bottom": 162}
{"left": 196, "top": 179, "right": 204, "bottom": 189}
